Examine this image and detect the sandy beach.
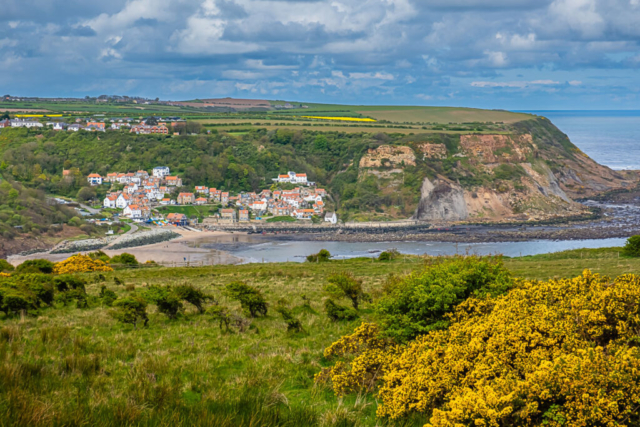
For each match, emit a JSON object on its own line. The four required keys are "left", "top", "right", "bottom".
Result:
{"left": 7, "top": 229, "right": 243, "bottom": 267}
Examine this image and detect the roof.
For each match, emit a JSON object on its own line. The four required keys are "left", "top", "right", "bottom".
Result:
{"left": 88, "top": 173, "right": 101, "bottom": 178}
{"left": 221, "top": 209, "right": 235, "bottom": 213}
{"left": 178, "top": 192, "right": 194, "bottom": 196}
{"left": 128, "top": 204, "right": 140, "bottom": 209}
{"left": 195, "top": 197, "right": 207, "bottom": 201}
{"left": 167, "top": 213, "right": 186, "bottom": 219}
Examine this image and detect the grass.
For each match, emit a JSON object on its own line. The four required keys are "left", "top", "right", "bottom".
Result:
{"left": 265, "top": 216, "right": 297, "bottom": 223}
{"left": 2, "top": 247, "right": 639, "bottom": 426}
{"left": 157, "top": 205, "right": 219, "bottom": 223}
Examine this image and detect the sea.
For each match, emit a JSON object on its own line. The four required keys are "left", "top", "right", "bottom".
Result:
{"left": 218, "top": 110, "right": 640, "bottom": 262}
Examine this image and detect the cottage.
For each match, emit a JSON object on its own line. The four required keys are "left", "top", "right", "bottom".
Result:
{"left": 325, "top": 212, "right": 338, "bottom": 224}
{"left": 0, "top": 119, "right": 10, "bottom": 128}
{"left": 116, "top": 193, "right": 131, "bottom": 209}
{"left": 220, "top": 209, "right": 236, "bottom": 222}
{"left": 166, "top": 176, "right": 182, "bottom": 187}
{"left": 87, "top": 173, "right": 102, "bottom": 186}
{"left": 177, "top": 192, "right": 195, "bottom": 205}
{"left": 123, "top": 204, "right": 142, "bottom": 219}
{"left": 166, "top": 213, "right": 188, "bottom": 226}
{"left": 239, "top": 210, "right": 250, "bottom": 221}
{"left": 194, "top": 197, "right": 208, "bottom": 205}
{"left": 103, "top": 194, "right": 118, "bottom": 208}
{"left": 221, "top": 192, "right": 229, "bottom": 204}
{"left": 195, "top": 186, "right": 209, "bottom": 194}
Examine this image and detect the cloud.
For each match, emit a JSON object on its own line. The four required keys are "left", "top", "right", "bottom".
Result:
{"left": 0, "top": 0, "right": 639, "bottom": 109}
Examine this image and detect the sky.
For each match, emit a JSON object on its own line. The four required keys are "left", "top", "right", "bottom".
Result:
{"left": 2, "top": 0, "right": 640, "bottom": 110}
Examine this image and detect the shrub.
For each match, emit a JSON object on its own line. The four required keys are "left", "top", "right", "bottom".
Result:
{"left": 207, "top": 304, "right": 232, "bottom": 332}
{"left": 53, "top": 275, "right": 87, "bottom": 292}
{"left": 325, "top": 272, "right": 368, "bottom": 310}
{"left": 53, "top": 255, "right": 113, "bottom": 274}
{"left": 378, "top": 249, "right": 399, "bottom": 261}
{"left": 114, "top": 277, "right": 124, "bottom": 286}
{"left": 375, "top": 255, "right": 513, "bottom": 343}
{"left": 173, "top": 284, "right": 209, "bottom": 314}
{"left": 16, "top": 259, "right": 54, "bottom": 274}
{"left": 306, "top": 249, "right": 331, "bottom": 262}
{"left": 110, "top": 296, "right": 148, "bottom": 328}
{"left": 110, "top": 253, "right": 138, "bottom": 265}
{"left": 225, "top": 281, "right": 268, "bottom": 317}
{"left": 88, "top": 250, "right": 110, "bottom": 262}
{"left": 0, "top": 259, "right": 14, "bottom": 272}
{"left": 622, "top": 235, "right": 640, "bottom": 257}
{"left": 324, "top": 299, "right": 359, "bottom": 322}
{"left": 144, "top": 285, "right": 184, "bottom": 319}
{"left": 275, "top": 305, "right": 303, "bottom": 332}
{"left": 99, "top": 285, "right": 117, "bottom": 307}
{"left": 0, "top": 287, "right": 38, "bottom": 316}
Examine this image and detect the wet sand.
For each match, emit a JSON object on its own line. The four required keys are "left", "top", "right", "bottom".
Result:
{"left": 8, "top": 229, "right": 243, "bottom": 267}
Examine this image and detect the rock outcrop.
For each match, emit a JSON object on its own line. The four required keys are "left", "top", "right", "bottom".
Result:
{"left": 359, "top": 145, "right": 416, "bottom": 168}
{"left": 414, "top": 178, "right": 468, "bottom": 221}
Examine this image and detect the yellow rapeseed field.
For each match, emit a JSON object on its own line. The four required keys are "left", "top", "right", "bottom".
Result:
{"left": 301, "top": 116, "right": 377, "bottom": 122}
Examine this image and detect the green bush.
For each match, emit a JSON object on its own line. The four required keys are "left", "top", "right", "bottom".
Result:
{"left": 622, "top": 235, "right": 640, "bottom": 257}
{"left": 99, "top": 285, "right": 117, "bottom": 307}
{"left": 110, "top": 253, "right": 138, "bottom": 265}
{"left": 306, "top": 249, "right": 331, "bottom": 263}
{"left": 173, "top": 284, "right": 209, "bottom": 314}
{"left": 144, "top": 286, "right": 184, "bottom": 319}
{"left": 324, "top": 299, "right": 359, "bottom": 322}
{"left": 110, "top": 296, "right": 148, "bottom": 328}
{"left": 275, "top": 305, "right": 303, "bottom": 332}
{"left": 88, "top": 251, "right": 110, "bottom": 263}
{"left": 53, "top": 275, "right": 87, "bottom": 292}
{"left": 0, "top": 259, "right": 14, "bottom": 272}
{"left": 375, "top": 256, "right": 513, "bottom": 343}
{"left": 225, "top": 281, "right": 268, "bottom": 317}
{"left": 378, "top": 249, "right": 400, "bottom": 261}
{"left": 16, "top": 259, "right": 54, "bottom": 274}
{"left": 325, "top": 272, "right": 368, "bottom": 310}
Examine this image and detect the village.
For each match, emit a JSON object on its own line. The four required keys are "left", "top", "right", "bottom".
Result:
{"left": 0, "top": 116, "right": 185, "bottom": 134}
{"left": 88, "top": 167, "right": 335, "bottom": 226}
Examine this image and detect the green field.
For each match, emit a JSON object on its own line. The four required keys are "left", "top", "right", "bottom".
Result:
{"left": 156, "top": 205, "right": 220, "bottom": 223}
{"left": 1, "top": 246, "right": 640, "bottom": 426}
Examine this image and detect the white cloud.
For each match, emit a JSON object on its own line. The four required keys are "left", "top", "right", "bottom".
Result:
{"left": 349, "top": 71, "right": 394, "bottom": 80}
{"left": 471, "top": 80, "right": 560, "bottom": 88}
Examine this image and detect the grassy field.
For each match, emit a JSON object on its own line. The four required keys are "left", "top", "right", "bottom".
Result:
{"left": 1, "top": 246, "right": 639, "bottom": 426}
{"left": 156, "top": 205, "right": 220, "bottom": 223}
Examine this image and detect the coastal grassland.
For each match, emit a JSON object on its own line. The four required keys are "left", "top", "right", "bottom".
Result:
{"left": 1, "top": 247, "right": 639, "bottom": 426}
{"left": 354, "top": 106, "right": 533, "bottom": 124}
{"left": 156, "top": 205, "right": 221, "bottom": 223}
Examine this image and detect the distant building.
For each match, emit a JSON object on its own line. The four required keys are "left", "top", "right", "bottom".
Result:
{"left": 239, "top": 209, "right": 249, "bottom": 221}
{"left": 87, "top": 173, "right": 102, "bottom": 186}
{"left": 153, "top": 166, "right": 170, "bottom": 178}
{"left": 167, "top": 213, "right": 188, "bottom": 225}
{"left": 166, "top": 176, "right": 182, "bottom": 187}
{"left": 177, "top": 192, "right": 195, "bottom": 205}
{"left": 220, "top": 208, "right": 236, "bottom": 222}
{"left": 325, "top": 212, "right": 338, "bottom": 224}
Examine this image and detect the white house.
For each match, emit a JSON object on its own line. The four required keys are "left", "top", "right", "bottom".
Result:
{"left": 153, "top": 166, "right": 170, "bottom": 178}
{"left": 116, "top": 193, "right": 131, "bottom": 209}
{"left": 272, "top": 171, "right": 308, "bottom": 185}
{"left": 123, "top": 204, "right": 142, "bottom": 219}
{"left": 87, "top": 174, "right": 102, "bottom": 186}
{"left": 325, "top": 212, "right": 338, "bottom": 224}
{"left": 11, "top": 119, "right": 43, "bottom": 128}
{"left": 103, "top": 194, "right": 117, "bottom": 208}
{"left": 67, "top": 124, "right": 83, "bottom": 132}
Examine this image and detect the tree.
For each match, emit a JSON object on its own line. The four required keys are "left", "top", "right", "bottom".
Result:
{"left": 173, "top": 284, "right": 209, "bottom": 314}
{"left": 207, "top": 304, "right": 232, "bottom": 332}
{"left": 325, "top": 272, "right": 368, "bottom": 310}
{"left": 275, "top": 305, "right": 303, "bottom": 332}
{"left": 224, "top": 281, "right": 268, "bottom": 317}
{"left": 324, "top": 299, "right": 359, "bottom": 322}
{"left": 622, "top": 235, "right": 640, "bottom": 257}
{"left": 306, "top": 249, "right": 331, "bottom": 263}
{"left": 77, "top": 186, "right": 96, "bottom": 202}
{"left": 110, "top": 253, "right": 138, "bottom": 265}
{"left": 110, "top": 296, "right": 149, "bottom": 328}
{"left": 146, "top": 117, "right": 158, "bottom": 125}
{"left": 0, "top": 112, "right": 10, "bottom": 120}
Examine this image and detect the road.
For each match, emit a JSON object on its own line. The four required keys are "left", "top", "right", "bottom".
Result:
{"left": 104, "top": 222, "right": 138, "bottom": 248}
{"left": 78, "top": 203, "right": 102, "bottom": 215}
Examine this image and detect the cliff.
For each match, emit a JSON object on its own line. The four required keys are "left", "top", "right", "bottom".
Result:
{"left": 358, "top": 117, "right": 638, "bottom": 223}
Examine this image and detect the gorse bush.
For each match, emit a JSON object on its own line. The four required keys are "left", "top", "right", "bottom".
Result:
{"left": 375, "top": 255, "right": 512, "bottom": 342}
{"left": 110, "top": 253, "right": 138, "bottom": 265}
{"left": 53, "top": 254, "right": 113, "bottom": 274}
{"left": 324, "top": 299, "right": 359, "bottom": 322}
{"left": 225, "top": 281, "right": 268, "bottom": 317}
{"left": 306, "top": 249, "right": 331, "bottom": 263}
{"left": 325, "top": 272, "right": 368, "bottom": 310}
{"left": 110, "top": 296, "right": 148, "bottom": 328}
{"left": 16, "top": 259, "right": 54, "bottom": 274}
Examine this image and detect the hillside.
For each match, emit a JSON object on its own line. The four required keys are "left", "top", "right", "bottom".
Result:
{"left": 0, "top": 109, "right": 635, "bottom": 227}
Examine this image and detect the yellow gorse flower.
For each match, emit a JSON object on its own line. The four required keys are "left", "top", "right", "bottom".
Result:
{"left": 320, "top": 270, "right": 640, "bottom": 426}
{"left": 53, "top": 254, "right": 113, "bottom": 274}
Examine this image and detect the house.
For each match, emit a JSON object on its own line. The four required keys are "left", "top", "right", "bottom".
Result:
{"left": 52, "top": 122, "right": 65, "bottom": 131}
{"left": 125, "top": 183, "right": 138, "bottom": 194}
{"left": 272, "top": 171, "right": 309, "bottom": 185}
{"left": 177, "top": 192, "right": 195, "bottom": 204}
{"left": 153, "top": 166, "right": 170, "bottom": 178}
{"left": 325, "top": 212, "right": 338, "bottom": 224}
{"left": 210, "top": 190, "right": 222, "bottom": 202}
{"left": 87, "top": 173, "right": 102, "bottom": 186}
{"left": 166, "top": 213, "right": 188, "bottom": 226}
{"left": 272, "top": 205, "right": 290, "bottom": 216}
{"left": 103, "top": 194, "right": 118, "bottom": 208}
{"left": 249, "top": 200, "right": 267, "bottom": 212}
{"left": 221, "top": 192, "right": 229, "bottom": 204}
{"left": 166, "top": 176, "right": 182, "bottom": 187}
{"left": 123, "top": 204, "right": 142, "bottom": 219}
{"left": 194, "top": 197, "right": 208, "bottom": 205}
{"left": 67, "top": 124, "right": 84, "bottom": 132}
{"left": 105, "top": 173, "right": 118, "bottom": 182}
{"left": 294, "top": 173, "right": 308, "bottom": 184}
{"left": 130, "top": 125, "right": 169, "bottom": 134}
{"left": 116, "top": 193, "right": 131, "bottom": 208}
{"left": 195, "top": 186, "right": 209, "bottom": 194}
{"left": 293, "top": 209, "right": 315, "bottom": 219}
{"left": 239, "top": 209, "right": 250, "bottom": 221}
{"left": 220, "top": 209, "right": 236, "bottom": 222}
{"left": 0, "top": 119, "right": 10, "bottom": 128}
{"left": 10, "top": 119, "right": 43, "bottom": 128}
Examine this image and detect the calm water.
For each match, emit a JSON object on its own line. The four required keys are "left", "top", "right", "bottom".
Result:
{"left": 521, "top": 110, "right": 640, "bottom": 170}
{"left": 225, "top": 238, "right": 627, "bottom": 264}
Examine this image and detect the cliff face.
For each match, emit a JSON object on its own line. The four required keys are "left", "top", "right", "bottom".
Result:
{"left": 358, "top": 118, "right": 638, "bottom": 223}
